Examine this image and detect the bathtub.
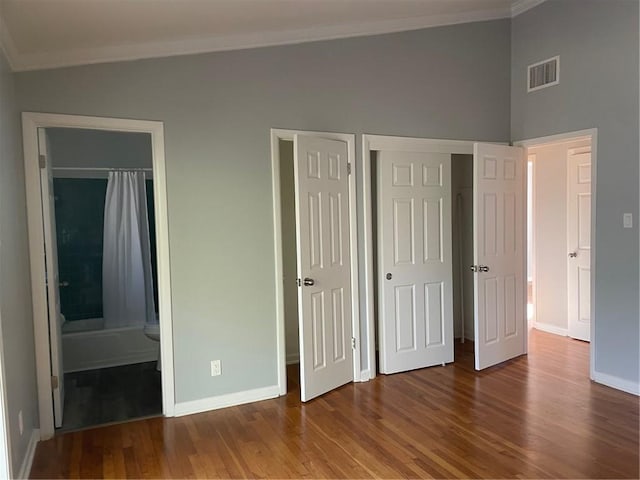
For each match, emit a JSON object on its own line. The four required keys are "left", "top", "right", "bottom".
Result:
{"left": 62, "top": 318, "right": 159, "bottom": 373}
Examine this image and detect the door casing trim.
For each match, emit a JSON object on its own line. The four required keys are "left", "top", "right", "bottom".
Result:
{"left": 22, "top": 112, "right": 176, "bottom": 439}
{"left": 514, "top": 128, "right": 597, "bottom": 381}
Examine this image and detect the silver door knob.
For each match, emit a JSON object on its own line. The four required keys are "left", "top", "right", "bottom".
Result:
{"left": 303, "top": 278, "right": 315, "bottom": 286}
{"left": 479, "top": 265, "right": 490, "bottom": 272}
{"left": 568, "top": 252, "right": 577, "bottom": 258}
{"left": 386, "top": 273, "right": 392, "bottom": 280}
{"left": 470, "top": 265, "right": 478, "bottom": 272}
{"left": 59, "top": 281, "right": 69, "bottom": 287}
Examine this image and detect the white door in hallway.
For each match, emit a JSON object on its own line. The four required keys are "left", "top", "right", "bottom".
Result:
{"left": 473, "top": 143, "right": 526, "bottom": 370}
{"left": 377, "top": 151, "right": 453, "bottom": 374}
{"left": 567, "top": 149, "right": 591, "bottom": 341}
{"left": 38, "top": 128, "right": 65, "bottom": 427}
{"left": 294, "top": 134, "right": 353, "bottom": 401}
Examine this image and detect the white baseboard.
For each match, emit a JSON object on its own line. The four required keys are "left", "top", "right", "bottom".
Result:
{"left": 533, "top": 322, "right": 568, "bottom": 337}
{"left": 592, "top": 371, "right": 640, "bottom": 396}
{"left": 286, "top": 353, "right": 299, "bottom": 365}
{"left": 454, "top": 335, "right": 475, "bottom": 343}
{"left": 174, "top": 385, "right": 281, "bottom": 417}
{"left": 358, "top": 369, "right": 372, "bottom": 382}
{"left": 17, "top": 429, "right": 39, "bottom": 479}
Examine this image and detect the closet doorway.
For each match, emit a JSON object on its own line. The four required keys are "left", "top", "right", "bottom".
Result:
{"left": 362, "top": 135, "right": 527, "bottom": 376}
{"left": 271, "top": 129, "right": 361, "bottom": 402}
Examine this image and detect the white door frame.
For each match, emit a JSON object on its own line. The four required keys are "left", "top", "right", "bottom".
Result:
{"left": 270, "top": 128, "right": 361, "bottom": 394}
{"left": 0, "top": 315, "right": 11, "bottom": 478}
{"left": 362, "top": 135, "right": 484, "bottom": 379}
{"left": 22, "top": 112, "right": 176, "bottom": 440}
{"left": 514, "top": 128, "right": 597, "bottom": 380}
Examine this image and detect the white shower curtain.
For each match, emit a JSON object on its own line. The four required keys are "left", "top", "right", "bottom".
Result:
{"left": 102, "top": 171, "right": 156, "bottom": 329}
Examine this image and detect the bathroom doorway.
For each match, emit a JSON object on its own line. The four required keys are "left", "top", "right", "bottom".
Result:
{"left": 48, "top": 127, "right": 161, "bottom": 431}
{"left": 22, "top": 113, "right": 175, "bottom": 439}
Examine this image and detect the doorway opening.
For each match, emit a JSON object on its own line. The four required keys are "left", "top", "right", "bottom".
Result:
{"left": 23, "top": 113, "right": 175, "bottom": 440}
{"left": 451, "top": 153, "right": 474, "bottom": 354}
{"left": 47, "top": 127, "right": 161, "bottom": 432}
{"left": 524, "top": 135, "right": 593, "bottom": 345}
{"left": 277, "top": 139, "right": 302, "bottom": 393}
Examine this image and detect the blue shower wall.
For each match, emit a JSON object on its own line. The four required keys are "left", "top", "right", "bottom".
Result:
{"left": 54, "top": 178, "right": 157, "bottom": 321}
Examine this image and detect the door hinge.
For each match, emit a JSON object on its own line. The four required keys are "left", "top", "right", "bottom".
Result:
{"left": 351, "top": 337, "right": 356, "bottom": 350}
{"left": 296, "top": 278, "right": 301, "bottom": 287}
{"left": 39, "top": 154, "right": 46, "bottom": 169}
{"left": 347, "top": 163, "right": 352, "bottom": 175}
{"left": 51, "top": 375, "right": 59, "bottom": 390}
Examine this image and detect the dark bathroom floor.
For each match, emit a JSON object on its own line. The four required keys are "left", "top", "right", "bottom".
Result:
{"left": 59, "top": 361, "right": 162, "bottom": 432}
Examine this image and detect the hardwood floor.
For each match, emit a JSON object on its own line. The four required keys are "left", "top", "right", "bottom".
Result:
{"left": 30, "top": 330, "right": 639, "bottom": 478}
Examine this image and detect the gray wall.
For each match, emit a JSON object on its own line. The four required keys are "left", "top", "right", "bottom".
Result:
{"left": 47, "top": 128, "right": 152, "bottom": 169}
{"left": 0, "top": 50, "right": 38, "bottom": 475}
{"left": 512, "top": 0, "right": 639, "bottom": 383}
{"left": 16, "top": 20, "right": 511, "bottom": 403}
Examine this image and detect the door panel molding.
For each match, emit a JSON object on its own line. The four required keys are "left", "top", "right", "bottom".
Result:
{"left": 362, "top": 135, "right": 480, "bottom": 379}
{"left": 270, "top": 129, "right": 360, "bottom": 395}
{"left": 294, "top": 134, "right": 353, "bottom": 400}
{"left": 567, "top": 149, "right": 592, "bottom": 341}
{"left": 473, "top": 142, "right": 526, "bottom": 370}
{"left": 378, "top": 150, "right": 453, "bottom": 374}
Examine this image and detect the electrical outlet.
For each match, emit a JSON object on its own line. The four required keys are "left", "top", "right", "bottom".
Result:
{"left": 210, "top": 360, "right": 221, "bottom": 377}
{"left": 623, "top": 213, "right": 633, "bottom": 228}
{"left": 18, "top": 410, "right": 23, "bottom": 436}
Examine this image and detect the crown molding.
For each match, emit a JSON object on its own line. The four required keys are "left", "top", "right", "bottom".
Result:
{"left": 0, "top": 11, "right": 18, "bottom": 70}
{"left": 4, "top": 7, "right": 511, "bottom": 72}
{"left": 511, "top": 0, "right": 548, "bottom": 17}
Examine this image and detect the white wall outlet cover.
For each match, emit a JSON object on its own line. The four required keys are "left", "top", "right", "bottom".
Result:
{"left": 210, "top": 360, "right": 221, "bottom": 376}
{"left": 623, "top": 213, "right": 633, "bottom": 228}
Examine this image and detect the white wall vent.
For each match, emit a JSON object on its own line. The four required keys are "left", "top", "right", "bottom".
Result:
{"left": 527, "top": 56, "right": 559, "bottom": 92}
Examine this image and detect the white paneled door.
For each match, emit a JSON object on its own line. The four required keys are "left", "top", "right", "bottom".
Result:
{"left": 567, "top": 149, "right": 591, "bottom": 341}
{"left": 473, "top": 143, "right": 526, "bottom": 370}
{"left": 378, "top": 151, "right": 453, "bottom": 374}
{"left": 294, "top": 134, "right": 353, "bottom": 402}
{"left": 38, "top": 128, "right": 65, "bottom": 427}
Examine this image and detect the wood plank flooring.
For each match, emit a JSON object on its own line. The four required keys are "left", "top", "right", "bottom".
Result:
{"left": 30, "top": 330, "right": 639, "bottom": 478}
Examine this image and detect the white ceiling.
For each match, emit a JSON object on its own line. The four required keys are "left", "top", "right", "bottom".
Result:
{"left": 0, "top": 0, "right": 545, "bottom": 72}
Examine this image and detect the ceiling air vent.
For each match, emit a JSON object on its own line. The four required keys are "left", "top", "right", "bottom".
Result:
{"left": 528, "top": 56, "right": 559, "bottom": 92}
